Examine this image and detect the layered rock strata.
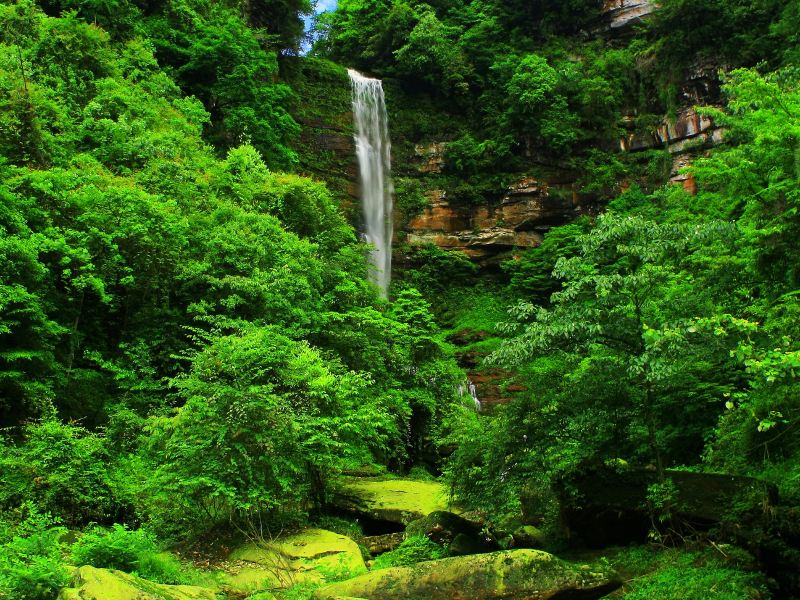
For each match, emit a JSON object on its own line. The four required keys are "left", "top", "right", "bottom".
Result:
{"left": 596, "top": 0, "right": 656, "bottom": 34}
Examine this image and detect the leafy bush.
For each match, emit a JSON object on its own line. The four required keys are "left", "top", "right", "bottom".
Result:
{"left": 407, "top": 465, "right": 436, "bottom": 481}
{"left": 0, "top": 505, "right": 69, "bottom": 600}
{"left": 0, "top": 421, "right": 119, "bottom": 526}
{"left": 70, "top": 524, "right": 194, "bottom": 585}
{"left": 398, "top": 245, "right": 478, "bottom": 299}
{"left": 371, "top": 535, "right": 446, "bottom": 570}
{"left": 134, "top": 552, "right": 197, "bottom": 586}
{"left": 394, "top": 177, "right": 430, "bottom": 225}
{"left": 71, "top": 524, "right": 158, "bottom": 573}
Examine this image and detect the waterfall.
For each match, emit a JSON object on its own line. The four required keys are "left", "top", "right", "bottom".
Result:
{"left": 469, "top": 380, "right": 481, "bottom": 412}
{"left": 348, "top": 69, "right": 394, "bottom": 297}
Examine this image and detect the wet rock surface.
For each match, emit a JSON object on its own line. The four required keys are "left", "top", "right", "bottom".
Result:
{"left": 405, "top": 177, "right": 581, "bottom": 267}
{"left": 596, "top": 0, "right": 656, "bottom": 34}
{"left": 362, "top": 532, "right": 406, "bottom": 556}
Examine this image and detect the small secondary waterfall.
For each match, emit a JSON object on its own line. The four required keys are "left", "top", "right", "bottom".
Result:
{"left": 348, "top": 69, "right": 394, "bottom": 297}
{"left": 458, "top": 380, "right": 481, "bottom": 412}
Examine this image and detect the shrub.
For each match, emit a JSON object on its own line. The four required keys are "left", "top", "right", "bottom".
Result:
{"left": 135, "top": 552, "right": 197, "bottom": 585}
{"left": 407, "top": 465, "right": 436, "bottom": 481}
{"left": 71, "top": 524, "right": 158, "bottom": 573}
{"left": 0, "top": 420, "right": 118, "bottom": 526}
{"left": 0, "top": 505, "right": 69, "bottom": 600}
{"left": 70, "top": 524, "right": 197, "bottom": 585}
{"left": 371, "top": 535, "right": 446, "bottom": 570}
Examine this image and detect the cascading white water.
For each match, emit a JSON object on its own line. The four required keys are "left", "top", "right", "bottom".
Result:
{"left": 348, "top": 69, "right": 394, "bottom": 297}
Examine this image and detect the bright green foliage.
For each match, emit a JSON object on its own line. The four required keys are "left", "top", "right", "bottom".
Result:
{"left": 240, "top": 0, "right": 312, "bottom": 52}
{"left": 445, "top": 214, "right": 757, "bottom": 512}
{"left": 503, "top": 54, "right": 580, "bottom": 154}
{"left": 612, "top": 546, "right": 768, "bottom": 599}
{"left": 494, "top": 215, "right": 752, "bottom": 468}
{"left": 0, "top": 421, "right": 118, "bottom": 526}
{"left": 147, "top": 327, "right": 405, "bottom": 532}
{"left": 212, "top": 145, "right": 353, "bottom": 252}
{"left": 2, "top": 0, "right": 800, "bottom": 593}
{"left": 693, "top": 68, "right": 800, "bottom": 291}
{"left": 444, "top": 67, "right": 800, "bottom": 531}
{"left": 504, "top": 219, "right": 589, "bottom": 301}
{"left": 398, "top": 244, "right": 478, "bottom": 299}
{"left": 371, "top": 535, "right": 446, "bottom": 570}
{"left": 318, "top": 0, "right": 634, "bottom": 192}
{"left": 394, "top": 10, "right": 472, "bottom": 95}
{"left": 0, "top": 505, "right": 69, "bottom": 600}
{"left": 393, "top": 177, "right": 429, "bottom": 225}
{"left": 70, "top": 524, "right": 194, "bottom": 585}
{"left": 647, "top": 0, "right": 789, "bottom": 77}
{"left": 71, "top": 525, "right": 158, "bottom": 573}
{"left": 0, "top": 0, "right": 463, "bottom": 546}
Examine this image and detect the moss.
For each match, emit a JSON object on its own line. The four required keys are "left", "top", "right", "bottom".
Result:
{"left": 223, "top": 529, "right": 367, "bottom": 593}
{"left": 334, "top": 477, "right": 459, "bottom": 525}
{"left": 58, "top": 565, "right": 216, "bottom": 600}
{"left": 313, "top": 549, "right": 620, "bottom": 600}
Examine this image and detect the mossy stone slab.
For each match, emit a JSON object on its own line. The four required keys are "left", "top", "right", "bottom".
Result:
{"left": 333, "top": 477, "right": 459, "bottom": 525}
{"left": 313, "top": 549, "right": 621, "bottom": 600}
{"left": 222, "top": 528, "right": 366, "bottom": 593}
{"left": 58, "top": 565, "right": 215, "bottom": 600}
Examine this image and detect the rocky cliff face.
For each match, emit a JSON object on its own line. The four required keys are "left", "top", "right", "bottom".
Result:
{"left": 403, "top": 146, "right": 583, "bottom": 268}
{"left": 596, "top": 0, "right": 656, "bottom": 34}
{"left": 621, "top": 106, "right": 725, "bottom": 193}
{"left": 400, "top": 104, "right": 724, "bottom": 266}
{"left": 290, "top": 29, "right": 725, "bottom": 269}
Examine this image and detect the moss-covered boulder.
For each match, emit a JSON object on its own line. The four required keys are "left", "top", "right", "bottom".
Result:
{"left": 512, "top": 526, "right": 546, "bottom": 549}
{"left": 332, "top": 477, "right": 458, "bottom": 525}
{"left": 313, "top": 549, "right": 621, "bottom": 600}
{"left": 406, "top": 510, "right": 497, "bottom": 556}
{"left": 58, "top": 566, "right": 215, "bottom": 600}
{"left": 222, "top": 528, "right": 366, "bottom": 594}
{"left": 362, "top": 532, "right": 405, "bottom": 555}
{"left": 406, "top": 511, "right": 477, "bottom": 544}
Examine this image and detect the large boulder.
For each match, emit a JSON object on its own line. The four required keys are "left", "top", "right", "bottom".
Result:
{"left": 332, "top": 477, "right": 458, "bottom": 527}
{"left": 222, "top": 528, "right": 366, "bottom": 594}
{"left": 512, "top": 526, "right": 546, "bottom": 550}
{"left": 313, "top": 549, "right": 620, "bottom": 600}
{"left": 406, "top": 511, "right": 481, "bottom": 545}
{"left": 362, "top": 532, "right": 405, "bottom": 556}
{"left": 406, "top": 510, "right": 498, "bottom": 556}
{"left": 58, "top": 566, "right": 215, "bottom": 600}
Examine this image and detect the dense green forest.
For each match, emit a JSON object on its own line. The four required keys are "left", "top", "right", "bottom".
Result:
{"left": 0, "top": 0, "right": 798, "bottom": 598}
